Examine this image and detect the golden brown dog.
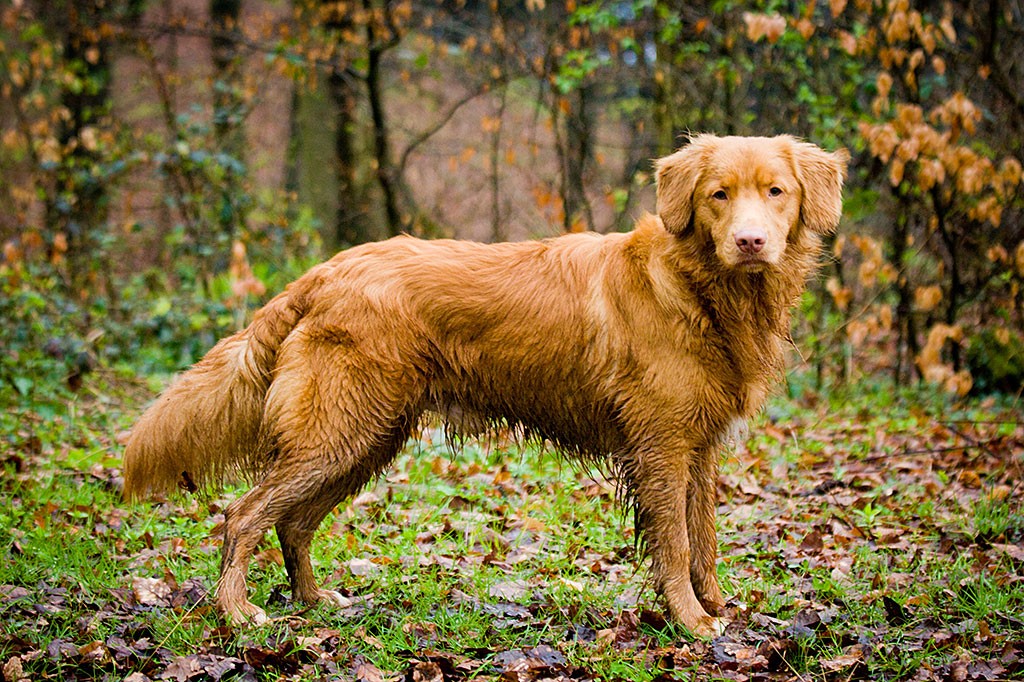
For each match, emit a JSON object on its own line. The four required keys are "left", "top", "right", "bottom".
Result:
{"left": 123, "top": 134, "right": 848, "bottom": 636}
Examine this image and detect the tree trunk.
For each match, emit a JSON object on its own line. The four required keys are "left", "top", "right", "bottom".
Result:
{"left": 210, "top": 0, "right": 244, "bottom": 255}
{"left": 489, "top": 86, "right": 509, "bottom": 242}
{"left": 363, "top": 0, "right": 403, "bottom": 237}
{"left": 892, "top": 205, "right": 919, "bottom": 383}
{"left": 652, "top": 0, "right": 677, "bottom": 155}
{"left": 933, "top": 194, "right": 962, "bottom": 369}
{"left": 52, "top": 0, "right": 113, "bottom": 291}
{"left": 328, "top": 70, "right": 366, "bottom": 246}
{"left": 290, "top": 76, "right": 343, "bottom": 249}
{"left": 554, "top": 85, "right": 595, "bottom": 233}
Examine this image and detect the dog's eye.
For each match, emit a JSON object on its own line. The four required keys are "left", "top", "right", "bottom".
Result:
{"left": 712, "top": 190, "right": 728, "bottom": 201}
{"left": 768, "top": 186, "right": 783, "bottom": 197}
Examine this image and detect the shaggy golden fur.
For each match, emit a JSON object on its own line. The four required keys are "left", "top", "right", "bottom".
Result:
{"left": 123, "top": 134, "right": 848, "bottom": 636}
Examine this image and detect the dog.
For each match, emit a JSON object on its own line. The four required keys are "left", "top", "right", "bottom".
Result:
{"left": 122, "top": 134, "right": 848, "bottom": 636}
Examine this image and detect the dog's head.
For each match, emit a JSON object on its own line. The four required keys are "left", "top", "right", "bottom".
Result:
{"left": 655, "top": 135, "right": 849, "bottom": 270}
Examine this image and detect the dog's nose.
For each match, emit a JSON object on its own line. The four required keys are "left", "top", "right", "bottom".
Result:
{"left": 735, "top": 229, "right": 767, "bottom": 254}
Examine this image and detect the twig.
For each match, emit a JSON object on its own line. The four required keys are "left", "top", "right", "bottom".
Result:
{"left": 855, "top": 440, "right": 1008, "bottom": 464}
{"left": 943, "top": 423, "right": 1002, "bottom": 460}
{"left": 397, "top": 85, "right": 491, "bottom": 174}
{"left": 129, "top": 20, "right": 362, "bottom": 86}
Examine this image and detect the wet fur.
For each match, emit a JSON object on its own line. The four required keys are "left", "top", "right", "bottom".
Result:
{"left": 122, "top": 134, "right": 848, "bottom": 635}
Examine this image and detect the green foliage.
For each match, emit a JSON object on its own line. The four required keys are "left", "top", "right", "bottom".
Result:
{"left": 553, "top": 50, "right": 607, "bottom": 94}
{"left": 0, "top": 220, "right": 319, "bottom": 411}
{"left": 151, "top": 108, "right": 252, "bottom": 266}
{"left": 966, "top": 329, "right": 1024, "bottom": 396}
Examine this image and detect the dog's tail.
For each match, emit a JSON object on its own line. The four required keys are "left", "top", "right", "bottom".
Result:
{"left": 122, "top": 289, "right": 305, "bottom": 500}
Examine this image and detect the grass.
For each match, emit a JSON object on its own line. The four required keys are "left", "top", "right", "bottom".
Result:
{"left": 0, "top": 371, "right": 1022, "bottom": 680}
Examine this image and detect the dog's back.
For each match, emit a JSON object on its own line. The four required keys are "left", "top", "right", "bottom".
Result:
{"left": 268, "top": 231, "right": 633, "bottom": 458}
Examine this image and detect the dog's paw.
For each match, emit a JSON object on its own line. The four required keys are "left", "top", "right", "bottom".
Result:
{"left": 315, "top": 589, "right": 353, "bottom": 608}
{"left": 690, "top": 615, "right": 726, "bottom": 639}
{"left": 223, "top": 601, "right": 269, "bottom": 627}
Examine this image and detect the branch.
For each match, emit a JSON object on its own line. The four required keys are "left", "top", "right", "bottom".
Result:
{"left": 138, "top": 42, "right": 202, "bottom": 236}
{"left": 856, "top": 440, "right": 1011, "bottom": 463}
{"left": 397, "top": 85, "right": 491, "bottom": 175}
{"left": 127, "top": 21, "right": 363, "bottom": 87}
{"left": 970, "top": 0, "right": 1024, "bottom": 120}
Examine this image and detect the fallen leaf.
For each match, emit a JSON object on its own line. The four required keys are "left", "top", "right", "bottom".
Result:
{"left": 77, "top": 639, "right": 110, "bottom": 663}
{"left": 799, "top": 529, "right": 824, "bottom": 551}
{"left": 353, "top": 656, "right": 386, "bottom": 682}
{"left": 489, "top": 579, "right": 530, "bottom": 601}
{"left": 133, "top": 576, "right": 173, "bottom": 606}
{"left": 351, "top": 491, "right": 380, "bottom": 507}
{"left": 348, "top": 558, "right": 379, "bottom": 577}
{"left": 958, "top": 470, "right": 983, "bottom": 488}
{"left": 409, "top": 660, "right": 443, "bottom": 682}
{"left": 160, "top": 655, "right": 201, "bottom": 681}
{"left": 3, "top": 657, "right": 24, "bottom": 682}
{"left": 529, "top": 644, "right": 566, "bottom": 666}
{"left": 882, "top": 595, "right": 908, "bottom": 625}
{"left": 205, "top": 657, "right": 245, "bottom": 681}
{"left": 993, "top": 543, "right": 1024, "bottom": 562}
{"left": 820, "top": 651, "right": 864, "bottom": 672}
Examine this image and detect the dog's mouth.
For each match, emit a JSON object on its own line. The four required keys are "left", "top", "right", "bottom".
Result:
{"left": 734, "top": 257, "right": 771, "bottom": 272}
{"left": 718, "top": 246, "right": 775, "bottom": 271}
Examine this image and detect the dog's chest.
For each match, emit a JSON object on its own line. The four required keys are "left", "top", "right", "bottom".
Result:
{"left": 691, "top": 318, "right": 781, "bottom": 427}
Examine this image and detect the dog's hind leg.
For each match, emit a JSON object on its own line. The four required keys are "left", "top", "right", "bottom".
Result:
{"left": 275, "top": 491, "right": 349, "bottom": 609}
{"left": 218, "top": 464, "right": 319, "bottom": 625}
{"left": 218, "top": 427, "right": 415, "bottom": 624}
{"left": 275, "top": 418, "right": 415, "bottom": 609}
{"left": 217, "top": 337, "right": 423, "bottom": 625}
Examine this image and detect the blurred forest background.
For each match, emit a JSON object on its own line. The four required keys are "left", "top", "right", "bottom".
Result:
{"left": 1, "top": 0, "right": 1023, "bottom": 398}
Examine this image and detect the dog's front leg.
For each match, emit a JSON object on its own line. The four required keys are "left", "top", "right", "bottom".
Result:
{"left": 687, "top": 445, "right": 724, "bottom": 615}
{"left": 634, "top": 446, "right": 723, "bottom": 638}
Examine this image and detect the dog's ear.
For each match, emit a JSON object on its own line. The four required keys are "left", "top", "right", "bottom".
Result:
{"left": 655, "top": 136, "right": 713, "bottom": 234}
{"left": 791, "top": 140, "right": 850, "bottom": 235}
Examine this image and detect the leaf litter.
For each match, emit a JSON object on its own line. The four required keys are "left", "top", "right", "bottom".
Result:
{"left": 1, "top": 391, "right": 1022, "bottom": 680}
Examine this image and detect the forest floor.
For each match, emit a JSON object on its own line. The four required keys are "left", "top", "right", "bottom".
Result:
{"left": 1, "top": 371, "right": 1022, "bottom": 681}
